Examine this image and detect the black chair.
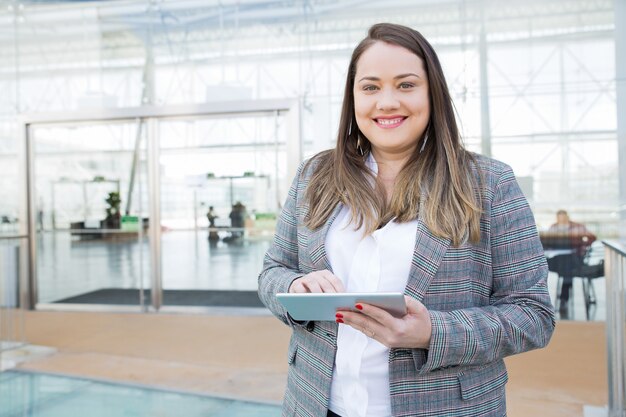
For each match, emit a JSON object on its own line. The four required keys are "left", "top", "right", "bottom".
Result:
{"left": 572, "top": 256, "right": 604, "bottom": 318}
{"left": 548, "top": 247, "right": 604, "bottom": 320}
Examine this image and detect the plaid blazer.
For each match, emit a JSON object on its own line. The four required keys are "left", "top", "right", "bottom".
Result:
{"left": 258, "top": 153, "right": 555, "bottom": 417}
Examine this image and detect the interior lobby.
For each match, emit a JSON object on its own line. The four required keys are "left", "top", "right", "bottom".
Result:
{"left": 1, "top": 0, "right": 625, "bottom": 416}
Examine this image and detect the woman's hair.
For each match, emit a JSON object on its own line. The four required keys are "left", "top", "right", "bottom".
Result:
{"left": 304, "top": 22, "right": 481, "bottom": 246}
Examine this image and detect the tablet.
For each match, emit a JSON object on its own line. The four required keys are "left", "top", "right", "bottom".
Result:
{"left": 276, "top": 292, "right": 406, "bottom": 321}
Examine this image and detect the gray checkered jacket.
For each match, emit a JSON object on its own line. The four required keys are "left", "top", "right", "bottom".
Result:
{"left": 258, "top": 153, "right": 555, "bottom": 417}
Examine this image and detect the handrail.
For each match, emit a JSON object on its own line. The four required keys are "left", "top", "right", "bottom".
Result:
{"left": 604, "top": 240, "right": 626, "bottom": 257}
{"left": 0, "top": 235, "right": 27, "bottom": 240}
{"left": 603, "top": 240, "right": 626, "bottom": 417}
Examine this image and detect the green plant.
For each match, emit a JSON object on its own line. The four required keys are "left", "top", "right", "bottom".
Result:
{"left": 104, "top": 191, "right": 121, "bottom": 228}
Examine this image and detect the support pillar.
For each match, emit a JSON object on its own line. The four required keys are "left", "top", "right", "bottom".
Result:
{"left": 616, "top": 0, "right": 626, "bottom": 239}
{"left": 479, "top": 3, "right": 492, "bottom": 158}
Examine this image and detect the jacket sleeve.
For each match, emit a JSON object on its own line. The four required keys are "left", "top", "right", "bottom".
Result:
{"left": 257, "top": 161, "right": 307, "bottom": 326}
{"left": 419, "top": 164, "right": 556, "bottom": 373}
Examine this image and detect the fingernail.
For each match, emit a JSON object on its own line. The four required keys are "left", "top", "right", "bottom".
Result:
{"left": 336, "top": 318, "right": 344, "bottom": 323}
{"left": 335, "top": 313, "right": 343, "bottom": 319}
{"left": 355, "top": 304, "right": 363, "bottom": 310}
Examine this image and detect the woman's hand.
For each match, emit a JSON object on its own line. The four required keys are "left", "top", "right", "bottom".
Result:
{"left": 336, "top": 296, "right": 432, "bottom": 349}
{"left": 289, "top": 270, "right": 345, "bottom": 293}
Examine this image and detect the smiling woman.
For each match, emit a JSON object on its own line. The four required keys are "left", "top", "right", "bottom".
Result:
{"left": 353, "top": 42, "right": 430, "bottom": 160}
{"left": 258, "top": 22, "right": 555, "bottom": 417}
{"left": 303, "top": 24, "right": 483, "bottom": 244}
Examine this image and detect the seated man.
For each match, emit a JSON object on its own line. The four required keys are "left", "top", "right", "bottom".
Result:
{"left": 543, "top": 210, "right": 596, "bottom": 314}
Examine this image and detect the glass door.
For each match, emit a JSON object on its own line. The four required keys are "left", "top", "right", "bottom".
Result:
{"left": 24, "top": 100, "right": 299, "bottom": 312}
{"left": 31, "top": 120, "right": 150, "bottom": 309}
{"left": 157, "top": 112, "right": 288, "bottom": 309}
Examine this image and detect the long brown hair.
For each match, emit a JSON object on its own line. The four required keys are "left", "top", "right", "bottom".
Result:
{"left": 305, "top": 23, "right": 481, "bottom": 246}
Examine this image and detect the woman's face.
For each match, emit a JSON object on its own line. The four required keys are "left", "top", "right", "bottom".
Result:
{"left": 353, "top": 41, "right": 430, "bottom": 158}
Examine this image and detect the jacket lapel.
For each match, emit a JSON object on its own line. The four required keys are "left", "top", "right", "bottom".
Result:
{"left": 404, "top": 219, "right": 450, "bottom": 302}
{"left": 405, "top": 190, "right": 450, "bottom": 301}
{"left": 307, "top": 203, "right": 343, "bottom": 271}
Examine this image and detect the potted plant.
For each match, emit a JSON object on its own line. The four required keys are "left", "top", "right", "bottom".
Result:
{"left": 103, "top": 191, "right": 121, "bottom": 229}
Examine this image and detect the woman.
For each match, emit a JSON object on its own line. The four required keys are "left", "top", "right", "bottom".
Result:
{"left": 258, "top": 23, "right": 554, "bottom": 417}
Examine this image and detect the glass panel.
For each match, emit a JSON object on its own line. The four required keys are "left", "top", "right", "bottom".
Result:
{"left": 0, "top": 117, "right": 25, "bottom": 347}
{"left": 158, "top": 113, "right": 288, "bottom": 308}
{"left": 32, "top": 121, "right": 149, "bottom": 307}
{"left": 0, "top": 119, "right": 19, "bottom": 238}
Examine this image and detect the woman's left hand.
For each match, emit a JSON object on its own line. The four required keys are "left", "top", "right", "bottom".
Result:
{"left": 336, "top": 295, "right": 432, "bottom": 349}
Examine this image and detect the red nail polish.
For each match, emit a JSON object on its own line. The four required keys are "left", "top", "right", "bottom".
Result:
{"left": 335, "top": 313, "right": 343, "bottom": 319}
{"left": 336, "top": 318, "right": 344, "bottom": 323}
{"left": 355, "top": 304, "right": 363, "bottom": 310}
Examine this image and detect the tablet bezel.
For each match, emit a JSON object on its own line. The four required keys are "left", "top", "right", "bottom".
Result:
{"left": 276, "top": 292, "right": 406, "bottom": 321}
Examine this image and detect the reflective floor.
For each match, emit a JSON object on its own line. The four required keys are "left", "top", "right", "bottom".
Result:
{"left": 0, "top": 370, "right": 280, "bottom": 417}
{"left": 36, "top": 231, "right": 270, "bottom": 304}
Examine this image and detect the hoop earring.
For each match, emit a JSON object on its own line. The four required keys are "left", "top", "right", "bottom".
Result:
{"left": 349, "top": 119, "right": 364, "bottom": 156}
{"left": 356, "top": 136, "right": 364, "bottom": 156}
{"left": 419, "top": 131, "right": 429, "bottom": 154}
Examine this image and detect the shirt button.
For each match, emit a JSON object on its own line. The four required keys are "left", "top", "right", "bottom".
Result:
{"left": 306, "top": 322, "right": 315, "bottom": 332}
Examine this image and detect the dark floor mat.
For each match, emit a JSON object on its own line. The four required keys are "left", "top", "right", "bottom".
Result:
{"left": 53, "top": 288, "right": 264, "bottom": 307}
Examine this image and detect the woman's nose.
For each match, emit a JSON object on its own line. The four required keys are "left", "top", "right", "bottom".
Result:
{"left": 375, "top": 89, "right": 400, "bottom": 111}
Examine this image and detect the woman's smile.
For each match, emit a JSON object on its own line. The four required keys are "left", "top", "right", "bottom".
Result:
{"left": 374, "top": 115, "right": 407, "bottom": 129}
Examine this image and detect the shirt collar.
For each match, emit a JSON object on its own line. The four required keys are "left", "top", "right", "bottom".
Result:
{"left": 365, "top": 152, "right": 378, "bottom": 176}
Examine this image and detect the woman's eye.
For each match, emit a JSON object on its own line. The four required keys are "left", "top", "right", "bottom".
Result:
{"left": 362, "top": 85, "right": 378, "bottom": 91}
{"left": 399, "top": 82, "right": 415, "bottom": 89}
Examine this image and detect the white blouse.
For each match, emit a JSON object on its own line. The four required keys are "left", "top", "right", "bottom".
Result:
{"left": 326, "top": 157, "right": 418, "bottom": 417}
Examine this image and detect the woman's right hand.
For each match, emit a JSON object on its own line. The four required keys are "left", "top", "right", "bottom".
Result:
{"left": 289, "top": 270, "right": 345, "bottom": 293}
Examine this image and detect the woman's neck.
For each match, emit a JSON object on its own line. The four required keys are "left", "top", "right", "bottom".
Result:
{"left": 372, "top": 151, "right": 409, "bottom": 177}
{"left": 371, "top": 149, "right": 412, "bottom": 202}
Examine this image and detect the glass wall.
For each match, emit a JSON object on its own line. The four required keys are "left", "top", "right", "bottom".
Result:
{"left": 486, "top": 37, "right": 618, "bottom": 231}
{"left": 0, "top": 121, "right": 19, "bottom": 238}
{"left": 0, "top": 25, "right": 25, "bottom": 346}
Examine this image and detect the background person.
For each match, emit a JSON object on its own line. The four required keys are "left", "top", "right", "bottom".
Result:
{"left": 546, "top": 209, "right": 597, "bottom": 315}
{"left": 206, "top": 205, "right": 218, "bottom": 228}
{"left": 228, "top": 201, "right": 247, "bottom": 240}
{"left": 258, "top": 23, "right": 554, "bottom": 417}
{"left": 548, "top": 209, "right": 596, "bottom": 253}
{"left": 206, "top": 206, "right": 219, "bottom": 241}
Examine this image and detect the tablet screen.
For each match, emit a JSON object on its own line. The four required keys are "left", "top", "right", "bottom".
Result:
{"left": 276, "top": 292, "right": 406, "bottom": 321}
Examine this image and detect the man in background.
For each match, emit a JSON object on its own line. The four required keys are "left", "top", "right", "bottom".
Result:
{"left": 546, "top": 210, "right": 596, "bottom": 316}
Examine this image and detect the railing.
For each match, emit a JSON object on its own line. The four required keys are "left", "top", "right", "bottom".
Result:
{"left": 605, "top": 240, "right": 626, "bottom": 417}
{"left": 0, "top": 235, "right": 26, "bottom": 370}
